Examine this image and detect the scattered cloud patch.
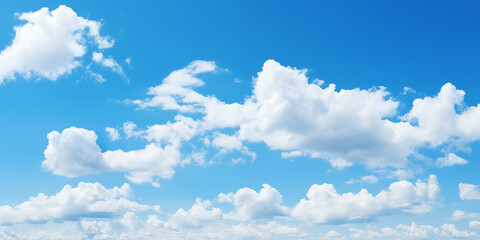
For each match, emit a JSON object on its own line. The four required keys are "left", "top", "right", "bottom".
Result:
{"left": 346, "top": 175, "right": 379, "bottom": 185}
{"left": 435, "top": 153, "right": 468, "bottom": 167}
{"left": 459, "top": 183, "right": 480, "bottom": 200}
{"left": 105, "top": 127, "right": 120, "bottom": 141}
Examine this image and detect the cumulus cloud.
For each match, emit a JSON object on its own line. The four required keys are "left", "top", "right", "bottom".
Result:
{"left": 0, "top": 182, "right": 149, "bottom": 225}
{"left": 0, "top": 5, "right": 117, "bottom": 84}
{"left": 43, "top": 127, "right": 106, "bottom": 177}
{"left": 404, "top": 83, "right": 480, "bottom": 145}
{"left": 291, "top": 175, "right": 439, "bottom": 224}
{"left": 130, "top": 60, "right": 480, "bottom": 171}
{"left": 440, "top": 223, "right": 478, "bottom": 238}
{"left": 165, "top": 199, "right": 222, "bottom": 229}
{"left": 459, "top": 183, "right": 480, "bottom": 200}
{"left": 451, "top": 210, "right": 480, "bottom": 221}
{"left": 105, "top": 127, "right": 120, "bottom": 141}
{"left": 43, "top": 127, "right": 181, "bottom": 186}
{"left": 470, "top": 221, "right": 480, "bottom": 229}
{"left": 435, "top": 153, "right": 468, "bottom": 167}
{"left": 218, "top": 184, "right": 288, "bottom": 221}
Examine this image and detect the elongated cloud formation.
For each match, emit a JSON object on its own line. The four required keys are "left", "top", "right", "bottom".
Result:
{"left": 291, "top": 175, "right": 439, "bottom": 223}
{"left": 44, "top": 60, "right": 480, "bottom": 185}
{"left": 0, "top": 182, "right": 149, "bottom": 225}
{"left": 131, "top": 60, "right": 480, "bottom": 169}
{"left": 43, "top": 127, "right": 181, "bottom": 186}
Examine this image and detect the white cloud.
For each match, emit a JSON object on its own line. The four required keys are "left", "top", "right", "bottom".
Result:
{"left": 459, "top": 183, "right": 480, "bottom": 200}
{"left": 130, "top": 60, "right": 480, "bottom": 171}
{"left": 281, "top": 151, "right": 304, "bottom": 158}
{"left": 390, "top": 169, "right": 415, "bottom": 180}
{"left": 329, "top": 158, "right": 354, "bottom": 170}
{"left": 0, "top": 182, "right": 149, "bottom": 225}
{"left": 123, "top": 115, "right": 200, "bottom": 146}
{"left": 218, "top": 184, "right": 288, "bottom": 221}
{"left": 470, "top": 221, "right": 480, "bottom": 229}
{"left": 440, "top": 223, "right": 478, "bottom": 238}
{"left": 348, "top": 222, "right": 473, "bottom": 240}
{"left": 43, "top": 127, "right": 106, "bottom": 177}
{"left": 43, "top": 127, "right": 181, "bottom": 186}
{"left": 435, "top": 153, "right": 468, "bottom": 167}
{"left": 0, "top": 5, "right": 114, "bottom": 84}
{"left": 291, "top": 175, "right": 439, "bottom": 224}
{"left": 237, "top": 60, "right": 412, "bottom": 169}
{"left": 348, "top": 222, "right": 479, "bottom": 239}
{"left": 130, "top": 60, "right": 217, "bottom": 112}
{"left": 165, "top": 198, "right": 222, "bottom": 229}
{"left": 346, "top": 175, "right": 379, "bottom": 185}
{"left": 350, "top": 223, "right": 438, "bottom": 239}
{"left": 451, "top": 210, "right": 480, "bottom": 221}
{"left": 92, "top": 51, "right": 124, "bottom": 75}
{"left": 1, "top": 216, "right": 302, "bottom": 240}
{"left": 402, "top": 86, "right": 416, "bottom": 95}
{"left": 403, "top": 83, "right": 480, "bottom": 145}
{"left": 211, "top": 132, "right": 257, "bottom": 162}
{"left": 105, "top": 127, "right": 120, "bottom": 141}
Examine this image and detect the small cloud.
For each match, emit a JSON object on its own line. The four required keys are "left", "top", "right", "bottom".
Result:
{"left": 402, "top": 86, "right": 416, "bottom": 95}
{"left": 346, "top": 175, "right": 379, "bottom": 185}
{"left": 435, "top": 153, "right": 468, "bottom": 167}
{"left": 329, "top": 158, "right": 353, "bottom": 170}
{"left": 391, "top": 169, "right": 415, "bottom": 180}
{"left": 125, "top": 57, "right": 132, "bottom": 65}
{"left": 281, "top": 151, "right": 304, "bottom": 158}
{"left": 105, "top": 127, "right": 120, "bottom": 141}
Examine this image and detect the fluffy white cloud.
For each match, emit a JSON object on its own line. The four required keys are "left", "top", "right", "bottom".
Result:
{"left": 43, "top": 127, "right": 106, "bottom": 177}
{"left": 131, "top": 60, "right": 480, "bottom": 170}
{"left": 0, "top": 182, "right": 149, "bottom": 225}
{"left": 43, "top": 127, "right": 181, "bottom": 186}
{"left": 404, "top": 83, "right": 480, "bottom": 145}
{"left": 0, "top": 5, "right": 115, "bottom": 84}
{"left": 440, "top": 223, "right": 478, "bottom": 238}
{"left": 349, "top": 222, "right": 439, "bottom": 240}
{"left": 451, "top": 210, "right": 480, "bottom": 221}
{"left": 105, "top": 127, "right": 120, "bottom": 141}
{"left": 459, "top": 183, "right": 480, "bottom": 200}
{"left": 165, "top": 199, "right": 222, "bottom": 229}
{"left": 470, "top": 221, "right": 480, "bottom": 229}
{"left": 218, "top": 184, "right": 288, "bottom": 221}
{"left": 435, "top": 153, "right": 468, "bottom": 167}
{"left": 348, "top": 221, "right": 480, "bottom": 240}
{"left": 291, "top": 175, "right": 439, "bottom": 224}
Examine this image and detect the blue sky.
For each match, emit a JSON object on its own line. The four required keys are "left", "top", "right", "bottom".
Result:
{"left": 0, "top": 1, "right": 480, "bottom": 239}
